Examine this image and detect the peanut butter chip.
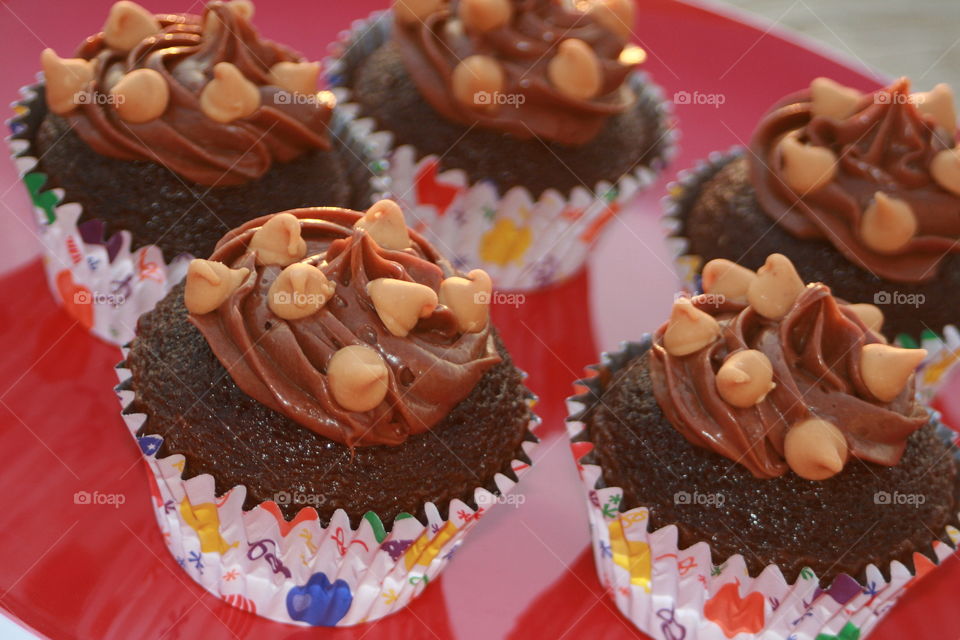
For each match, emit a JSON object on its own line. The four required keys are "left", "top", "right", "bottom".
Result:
{"left": 354, "top": 200, "right": 412, "bottom": 250}
{"left": 204, "top": 0, "right": 255, "bottom": 34}
{"left": 269, "top": 61, "right": 320, "bottom": 95}
{"left": 914, "top": 83, "right": 956, "bottom": 134}
{"left": 459, "top": 0, "right": 512, "bottom": 32}
{"left": 184, "top": 259, "right": 249, "bottom": 314}
{"left": 746, "top": 253, "right": 806, "bottom": 320}
{"left": 199, "top": 62, "right": 261, "bottom": 123}
{"left": 778, "top": 134, "right": 838, "bottom": 194}
{"left": 860, "top": 192, "right": 917, "bottom": 254}
{"left": 701, "top": 259, "right": 757, "bottom": 304}
{"left": 367, "top": 278, "right": 438, "bottom": 337}
{"left": 809, "top": 77, "right": 862, "bottom": 120}
{"left": 847, "top": 303, "right": 884, "bottom": 333}
{"left": 784, "top": 419, "right": 848, "bottom": 481}
{"left": 394, "top": 0, "right": 444, "bottom": 26}
{"left": 452, "top": 55, "right": 505, "bottom": 111}
{"left": 548, "top": 39, "right": 602, "bottom": 101}
{"left": 861, "top": 343, "right": 927, "bottom": 403}
{"left": 40, "top": 49, "right": 95, "bottom": 115}
{"left": 588, "top": 0, "right": 635, "bottom": 40}
{"left": 930, "top": 148, "right": 960, "bottom": 196}
{"left": 111, "top": 68, "right": 170, "bottom": 123}
{"left": 662, "top": 297, "right": 721, "bottom": 357}
{"left": 103, "top": 1, "right": 161, "bottom": 52}
{"left": 267, "top": 263, "right": 335, "bottom": 321}
{"left": 439, "top": 269, "right": 492, "bottom": 333}
{"left": 716, "top": 349, "right": 775, "bottom": 408}
{"left": 249, "top": 213, "right": 307, "bottom": 266}
{"left": 327, "top": 345, "right": 390, "bottom": 413}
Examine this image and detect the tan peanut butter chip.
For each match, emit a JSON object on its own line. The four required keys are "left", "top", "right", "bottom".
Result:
{"left": 914, "top": 83, "right": 956, "bottom": 134}
{"left": 249, "top": 213, "right": 307, "bottom": 266}
{"left": 784, "top": 419, "right": 848, "bottom": 481}
{"left": 269, "top": 61, "right": 320, "bottom": 95}
{"left": 716, "top": 349, "right": 775, "bottom": 408}
{"left": 458, "top": 0, "right": 512, "bottom": 32}
{"left": 701, "top": 259, "right": 757, "bottom": 304}
{"left": 778, "top": 134, "right": 838, "bottom": 193}
{"left": 327, "top": 345, "right": 390, "bottom": 413}
{"left": 267, "top": 263, "right": 335, "bottom": 321}
{"left": 930, "top": 148, "right": 960, "bottom": 196}
{"left": 184, "top": 259, "right": 249, "bottom": 314}
{"left": 439, "top": 269, "right": 492, "bottom": 333}
{"left": 110, "top": 68, "right": 169, "bottom": 123}
{"left": 354, "top": 200, "right": 412, "bottom": 251}
{"left": 860, "top": 343, "right": 927, "bottom": 402}
{"left": 394, "top": 0, "right": 444, "bottom": 26}
{"left": 40, "top": 49, "right": 95, "bottom": 115}
{"left": 204, "top": 0, "right": 255, "bottom": 34}
{"left": 548, "top": 39, "right": 602, "bottom": 101}
{"left": 452, "top": 55, "right": 505, "bottom": 111}
{"left": 860, "top": 192, "right": 917, "bottom": 254}
{"left": 747, "top": 253, "right": 805, "bottom": 320}
{"left": 103, "top": 1, "right": 161, "bottom": 52}
{"left": 588, "top": 0, "right": 635, "bottom": 40}
{"left": 847, "top": 303, "right": 884, "bottom": 333}
{"left": 809, "top": 77, "right": 861, "bottom": 120}
{"left": 199, "top": 62, "right": 261, "bottom": 123}
{"left": 367, "top": 278, "right": 438, "bottom": 337}
{"left": 662, "top": 297, "right": 721, "bottom": 357}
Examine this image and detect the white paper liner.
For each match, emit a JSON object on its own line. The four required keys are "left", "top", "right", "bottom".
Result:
{"left": 114, "top": 351, "right": 538, "bottom": 626}
{"left": 324, "top": 11, "right": 679, "bottom": 291}
{"left": 566, "top": 338, "right": 960, "bottom": 640}
{"left": 661, "top": 148, "right": 960, "bottom": 403}
{"left": 6, "top": 79, "right": 388, "bottom": 346}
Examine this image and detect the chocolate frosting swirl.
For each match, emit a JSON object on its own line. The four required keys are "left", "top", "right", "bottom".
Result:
{"left": 750, "top": 78, "right": 960, "bottom": 283}
{"left": 65, "top": 3, "right": 332, "bottom": 186}
{"left": 394, "top": 0, "right": 637, "bottom": 145}
{"left": 650, "top": 286, "right": 927, "bottom": 478}
{"left": 190, "top": 208, "right": 501, "bottom": 447}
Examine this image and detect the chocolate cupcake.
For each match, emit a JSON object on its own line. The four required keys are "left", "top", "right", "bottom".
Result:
{"left": 327, "top": 0, "right": 675, "bottom": 289}
{"left": 116, "top": 201, "right": 536, "bottom": 625}
{"left": 10, "top": 1, "right": 382, "bottom": 344}
{"left": 669, "top": 77, "right": 960, "bottom": 343}
{"left": 568, "top": 253, "right": 960, "bottom": 639}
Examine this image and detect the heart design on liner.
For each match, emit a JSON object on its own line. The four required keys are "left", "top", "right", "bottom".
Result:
{"left": 285, "top": 571, "right": 353, "bottom": 626}
{"left": 812, "top": 573, "right": 861, "bottom": 604}
{"left": 703, "top": 581, "right": 765, "bottom": 638}
{"left": 815, "top": 621, "right": 861, "bottom": 640}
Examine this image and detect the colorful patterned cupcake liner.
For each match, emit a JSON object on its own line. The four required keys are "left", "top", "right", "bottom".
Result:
{"left": 661, "top": 148, "right": 960, "bottom": 403}
{"left": 566, "top": 337, "right": 960, "bottom": 640}
{"left": 115, "top": 353, "right": 539, "bottom": 627}
{"left": 324, "top": 11, "right": 679, "bottom": 291}
{"left": 6, "top": 80, "right": 389, "bottom": 346}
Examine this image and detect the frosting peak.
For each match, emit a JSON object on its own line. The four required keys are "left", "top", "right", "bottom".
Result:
{"left": 43, "top": 1, "right": 334, "bottom": 186}
{"left": 184, "top": 203, "right": 501, "bottom": 447}
{"left": 750, "top": 77, "right": 960, "bottom": 283}
{"left": 650, "top": 254, "right": 928, "bottom": 480}
{"left": 393, "top": 0, "right": 643, "bottom": 145}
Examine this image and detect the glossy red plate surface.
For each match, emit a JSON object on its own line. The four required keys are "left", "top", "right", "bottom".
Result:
{"left": 1, "top": 1, "right": 958, "bottom": 638}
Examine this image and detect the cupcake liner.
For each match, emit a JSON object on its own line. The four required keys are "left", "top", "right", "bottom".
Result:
{"left": 566, "top": 337, "right": 960, "bottom": 640}
{"left": 662, "top": 148, "right": 960, "bottom": 403}
{"left": 114, "top": 352, "right": 539, "bottom": 627}
{"left": 6, "top": 80, "right": 388, "bottom": 347}
{"left": 325, "top": 11, "right": 679, "bottom": 291}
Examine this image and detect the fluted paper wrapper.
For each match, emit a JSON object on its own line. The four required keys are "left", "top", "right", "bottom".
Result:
{"left": 7, "top": 80, "right": 386, "bottom": 346}
{"left": 662, "top": 149, "right": 960, "bottom": 402}
{"left": 115, "top": 353, "right": 538, "bottom": 626}
{"left": 325, "top": 11, "right": 678, "bottom": 291}
{"left": 566, "top": 338, "right": 960, "bottom": 640}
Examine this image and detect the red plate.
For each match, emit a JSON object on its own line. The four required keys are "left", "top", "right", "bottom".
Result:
{"left": 1, "top": 1, "right": 958, "bottom": 638}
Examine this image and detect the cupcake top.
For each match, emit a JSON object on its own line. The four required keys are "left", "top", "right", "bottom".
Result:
{"left": 182, "top": 201, "right": 500, "bottom": 447}
{"left": 40, "top": 0, "right": 334, "bottom": 186}
{"left": 392, "top": 0, "right": 644, "bottom": 145}
{"left": 750, "top": 77, "right": 960, "bottom": 283}
{"left": 650, "top": 254, "right": 929, "bottom": 480}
